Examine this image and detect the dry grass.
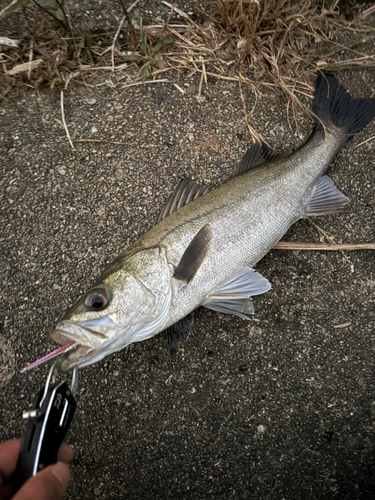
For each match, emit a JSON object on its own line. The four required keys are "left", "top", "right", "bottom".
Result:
{"left": 1, "top": 0, "right": 375, "bottom": 131}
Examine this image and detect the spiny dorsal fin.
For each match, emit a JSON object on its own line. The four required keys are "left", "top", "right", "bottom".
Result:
{"left": 235, "top": 142, "right": 279, "bottom": 175}
{"left": 156, "top": 178, "right": 209, "bottom": 223}
{"left": 202, "top": 266, "right": 271, "bottom": 319}
{"left": 163, "top": 314, "right": 193, "bottom": 354}
{"left": 304, "top": 175, "right": 349, "bottom": 217}
{"left": 174, "top": 224, "right": 212, "bottom": 283}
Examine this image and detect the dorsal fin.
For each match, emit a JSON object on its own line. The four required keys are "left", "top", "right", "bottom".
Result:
{"left": 174, "top": 224, "right": 212, "bottom": 283}
{"left": 235, "top": 142, "right": 279, "bottom": 175}
{"left": 156, "top": 178, "right": 209, "bottom": 223}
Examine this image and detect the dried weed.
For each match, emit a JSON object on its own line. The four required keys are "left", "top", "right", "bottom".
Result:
{"left": 1, "top": 0, "right": 374, "bottom": 133}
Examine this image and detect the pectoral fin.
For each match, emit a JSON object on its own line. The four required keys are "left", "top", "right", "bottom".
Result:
{"left": 304, "top": 175, "right": 349, "bottom": 217}
{"left": 203, "top": 266, "right": 271, "bottom": 319}
{"left": 174, "top": 224, "right": 212, "bottom": 283}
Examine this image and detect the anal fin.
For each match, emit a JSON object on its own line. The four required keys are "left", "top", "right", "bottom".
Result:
{"left": 304, "top": 175, "right": 349, "bottom": 217}
{"left": 203, "top": 267, "right": 271, "bottom": 319}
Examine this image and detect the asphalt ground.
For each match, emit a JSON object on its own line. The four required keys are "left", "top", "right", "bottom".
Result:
{"left": 1, "top": 11, "right": 375, "bottom": 499}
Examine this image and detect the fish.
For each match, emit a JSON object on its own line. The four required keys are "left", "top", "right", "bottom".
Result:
{"left": 22, "top": 71, "right": 375, "bottom": 373}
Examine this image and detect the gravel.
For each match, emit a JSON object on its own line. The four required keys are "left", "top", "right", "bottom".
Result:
{"left": 1, "top": 28, "right": 375, "bottom": 500}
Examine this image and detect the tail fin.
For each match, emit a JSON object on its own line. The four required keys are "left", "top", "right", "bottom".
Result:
{"left": 314, "top": 71, "right": 375, "bottom": 137}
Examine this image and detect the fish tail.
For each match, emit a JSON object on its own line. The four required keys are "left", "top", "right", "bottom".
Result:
{"left": 314, "top": 71, "right": 375, "bottom": 140}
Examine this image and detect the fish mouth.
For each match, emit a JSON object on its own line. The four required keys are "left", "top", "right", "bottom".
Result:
{"left": 50, "top": 316, "right": 121, "bottom": 371}
{"left": 20, "top": 315, "right": 122, "bottom": 374}
{"left": 51, "top": 320, "right": 109, "bottom": 348}
{"left": 50, "top": 327, "right": 100, "bottom": 371}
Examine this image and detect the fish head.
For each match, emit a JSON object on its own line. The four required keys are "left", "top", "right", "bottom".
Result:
{"left": 52, "top": 247, "right": 172, "bottom": 371}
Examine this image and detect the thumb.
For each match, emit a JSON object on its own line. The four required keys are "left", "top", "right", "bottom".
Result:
{"left": 12, "top": 462, "right": 70, "bottom": 500}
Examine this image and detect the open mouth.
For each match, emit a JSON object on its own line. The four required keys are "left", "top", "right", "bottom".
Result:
{"left": 20, "top": 319, "right": 114, "bottom": 373}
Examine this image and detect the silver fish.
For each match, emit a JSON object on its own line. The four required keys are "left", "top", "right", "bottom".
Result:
{"left": 33, "top": 72, "right": 375, "bottom": 372}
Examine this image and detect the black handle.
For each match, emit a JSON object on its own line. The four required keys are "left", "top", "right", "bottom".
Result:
{"left": 11, "top": 381, "right": 76, "bottom": 496}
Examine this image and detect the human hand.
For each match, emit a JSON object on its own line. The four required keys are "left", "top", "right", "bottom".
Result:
{"left": 0, "top": 439, "right": 73, "bottom": 500}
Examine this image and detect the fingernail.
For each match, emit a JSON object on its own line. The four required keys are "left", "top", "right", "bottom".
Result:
{"left": 51, "top": 462, "right": 70, "bottom": 487}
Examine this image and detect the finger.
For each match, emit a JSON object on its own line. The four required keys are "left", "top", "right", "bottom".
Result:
{"left": 0, "top": 440, "right": 73, "bottom": 482}
{"left": 12, "top": 462, "right": 70, "bottom": 500}
{"left": 57, "top": 443, "right": 74, "bottom": 463}
{"left": 0, "top": 440, "right": 21, "bottom": 479}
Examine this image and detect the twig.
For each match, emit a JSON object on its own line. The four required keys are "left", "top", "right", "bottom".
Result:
{"left": 273, "top": 242, "right": 375, "bottom": 251}
{"left": 64, "top": 71, "right": 80, "bottom": 90}
{"left": 202, "top": 62, "right": 207, "bottom": 88}
{"left": 56, "top": 0, "right": 77, "bottom": 54}
{"left": 111, "top": 15, "right": 126, "bottom": 75}
{"left": 27, "top": 39, "right": 34, "bottom": 80}
{"left": 60, "top": 91, "right": 74, "bottom": 150}
{"left": 197, "top": 65, "right": 204, "bottom": 102}
{"left": 121, "top": 79, "right": 168, "bottom": 89}
{"left": 238, "top": 72, "right": 267, "bottom": 145}
{"left": 308, "top": 219, "right": 351, "bottom": 263}
{"left": 73, "top": 139, "right": 130, "bottom": 145}
{"left": 0, "top": 0, "right": 18, "bottom": 19}
{"left": 79, "top": 63, "right": 129, "bottom": 71}
{"left": 30, "top": 0, "right": 67, "bottom": 30}
{"left": 173, "top": 83, "right": 185, "bottom": 94}
{"left": 355, "top": 135, "right": 375, "bottom": 148}
{"left": 361, "top": 4, "right": 375, "bottom": 18}
{"left": 308, "top": 220, "right": 335, "bottom": 245}
{"left": 161, "top": 1, "right": 200, "bottom": 29}
{"left": 0, "top": 36, "right": 20, "bottom": 47}
{"left": 119, "top": 0, "right": 139, "bottom": 41}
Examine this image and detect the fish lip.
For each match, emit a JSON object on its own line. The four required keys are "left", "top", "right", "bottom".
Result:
{"left": 51, "top": 320, "right": 110, "bottom": 349}
{"left": 51, "top": 330, "right": 77, "bottom": 346}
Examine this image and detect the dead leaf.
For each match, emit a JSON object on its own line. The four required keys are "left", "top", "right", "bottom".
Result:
{"left": 6, "top": 59, "right": 43, "bottom": 76}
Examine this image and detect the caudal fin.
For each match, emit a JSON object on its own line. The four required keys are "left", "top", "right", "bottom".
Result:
{"left": 314, "top": 71, "right": 375, "bottom": 138}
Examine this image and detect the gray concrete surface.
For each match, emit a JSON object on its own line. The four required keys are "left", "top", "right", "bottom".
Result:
{"left": 1, "top": 15, "right": 375, "bottom": 499}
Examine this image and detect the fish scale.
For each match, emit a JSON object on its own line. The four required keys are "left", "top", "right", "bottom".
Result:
{"left": 20, "top": 72, "right": 375, "bottom": 373}
{"left": 147, "top": 132, "right": 342, "bottom": 328}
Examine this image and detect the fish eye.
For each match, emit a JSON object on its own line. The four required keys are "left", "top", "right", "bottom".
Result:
{"left": 84, "top": 288, "right": 110, "bottom": 311}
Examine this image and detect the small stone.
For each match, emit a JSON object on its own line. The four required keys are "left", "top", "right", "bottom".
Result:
{"left": 201, "top": 108, "right": 211, "bottom": 117}
{"left": 155, "top": 93, "right": 166, "bottom": 106}
{"left": 186, "top": 84, "right": 197, "bottom": 95}
{"left": 52, "top": 283, "right": 63, "bottom": 291}
{"left": 85, "top": 98, "right": 96, "bottom": 105}
{"left": 91, "top": 126, "right": 98, "bottom": 133}
{"left": 57, "top": 165, "right": 66, "bottom": 175}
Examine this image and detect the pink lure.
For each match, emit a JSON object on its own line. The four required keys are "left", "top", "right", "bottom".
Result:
{"left": 20, "top": 341, "right": 76, "bottom": 373}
